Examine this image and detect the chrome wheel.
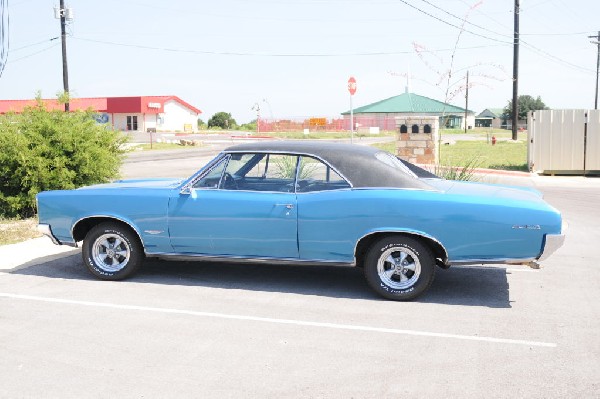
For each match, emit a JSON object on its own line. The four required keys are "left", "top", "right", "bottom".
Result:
{"left": 92, "top": 233, "right": 131, "bottom": 273}
{"left": 377, "top": 246, "right": 421, "bottom": 290}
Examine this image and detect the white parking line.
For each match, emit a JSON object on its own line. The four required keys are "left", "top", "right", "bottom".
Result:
{"left": 0, "top": 292, "right": 557, "bottom": 348}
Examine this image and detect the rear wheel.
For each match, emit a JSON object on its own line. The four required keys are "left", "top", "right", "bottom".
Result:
{"left": 364, "top": 236, "right": 435, "bottom": 300}
{"left": 82, "top": 222, "right": 143, "bottom": 280}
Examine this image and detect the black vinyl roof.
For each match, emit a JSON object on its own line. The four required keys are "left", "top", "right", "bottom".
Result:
{"left": 224, "top": 141, "right": 434, "bottom": 190}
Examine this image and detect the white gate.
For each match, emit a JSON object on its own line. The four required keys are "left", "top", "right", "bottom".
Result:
{"left": 528, "top": 109, "right": 600, "bottom": 175}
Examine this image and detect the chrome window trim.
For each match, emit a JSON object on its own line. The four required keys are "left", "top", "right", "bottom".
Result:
{"left": 182, "top": 150, "right": 354, "bottom": 195}
{"left": 180, "top": 154, "right": 229, "bottom": 194}
{"left": 225, "top": 150, "right": 354, "bottom": 189}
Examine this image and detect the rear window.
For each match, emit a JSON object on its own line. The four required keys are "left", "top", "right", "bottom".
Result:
{"left": 374, "top": 152, "right": 418, "bottom": 178}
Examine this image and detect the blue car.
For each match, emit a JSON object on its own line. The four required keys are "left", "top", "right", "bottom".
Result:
{"left": 36, "top": 141, "right": 565, "bottom": 300}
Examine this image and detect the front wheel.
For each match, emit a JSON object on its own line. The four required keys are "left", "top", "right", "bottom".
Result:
{"left": 364, "top": 236, "right": 435, "bottom": 300}
{"left": 82, "top": 222, "right": 144, "bottom": 280}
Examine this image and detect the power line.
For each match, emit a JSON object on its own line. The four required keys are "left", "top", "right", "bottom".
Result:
{"left": 11, "top": 37, "right": 59, "bottom": 52}
{"left": 417, "top": 0, "right": 512, "bottom": 40}
{"left": 396, "top": 0, "right": 512, "bottom": 44}
{"left": 72, "top": 36, "right": 508, "bottom": 57}
{"left": 521, "top": 41, "right": 596, "bottom": 74}
{"left": 8, "top": 42, "right": 59, "bottom": 63}
{"left": 401, "top": 0, "right": 596, "bottom": 75}
{"left": 521, "top": 31, "right": 593, "bottom": 36}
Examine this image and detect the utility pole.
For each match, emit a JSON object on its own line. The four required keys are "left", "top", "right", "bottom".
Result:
{"left": 55, "top": 0, "right": 71, "bottom": 111}
{"left": 511, "top": 0, "right": 520, "bottom": 140}
{"left": 464, "top": 70, "right": 469, "bottom": 134}
{"left": 589, "top": 31, "right": 600, "bottom": 110}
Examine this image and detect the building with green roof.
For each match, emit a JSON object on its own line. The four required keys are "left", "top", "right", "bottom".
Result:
{"left": 475, "top": 108, "right": 507, "bottom": 129}
{"left": 341, "top": 91, "right": 475, "bottom": 131}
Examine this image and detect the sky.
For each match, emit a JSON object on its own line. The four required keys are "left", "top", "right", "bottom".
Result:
{"left": 1, "top": 0, "right": 599, "bottom": 123}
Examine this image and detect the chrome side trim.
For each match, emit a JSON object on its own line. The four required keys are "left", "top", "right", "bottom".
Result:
{"left": 37, "top": 223, "right": 60, "bottom": 245}
{"left": 354, "top": 230, "right": 449, "bottom": 264}
{"left": 449, "top": 258, "right": 537, "bottom": 266}
{"left": 144, "top": 251, "right": 355, "bottom": 267}
{"left": 537, "top": 233, "right": 566, "bottom": 262}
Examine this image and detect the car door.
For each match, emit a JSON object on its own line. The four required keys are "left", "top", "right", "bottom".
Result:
{"left": 168, "top": 153, "right": 299, "bottom": 259}
{"left": 294, "top": 155, "right": 354, "bottom": 262}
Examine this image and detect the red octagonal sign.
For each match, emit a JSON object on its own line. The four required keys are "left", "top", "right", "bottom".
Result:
{"left": 348, "top": 76, "right": 357, "bottom": 96}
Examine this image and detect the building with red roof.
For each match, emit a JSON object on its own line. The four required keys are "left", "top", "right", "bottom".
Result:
{"left": 0, "top": 95, "right": 202, "bottom": 133}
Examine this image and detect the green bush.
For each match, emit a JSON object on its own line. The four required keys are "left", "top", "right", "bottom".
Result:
{"left": 0, "top": 99, "right": 128, "bottom": 218}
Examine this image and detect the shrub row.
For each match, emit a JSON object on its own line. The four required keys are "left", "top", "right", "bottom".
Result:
{"left": 0, "top": 100, "right": 127, "bottom": 218}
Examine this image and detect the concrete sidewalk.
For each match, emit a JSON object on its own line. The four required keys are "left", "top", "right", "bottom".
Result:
{"left": 0, "top": 237, "right": 79, "bottom": 272}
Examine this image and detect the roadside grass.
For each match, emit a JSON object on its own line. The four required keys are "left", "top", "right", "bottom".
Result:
{"left": 441, "top": 140, "right": 528, "bottom": 171}
{"left": 440, "top": 128, "right": 527, "bottom": 140}
{"left": 0, "top": 218, "right": 41, "bottom": 246}
{"left": 372, "top": 139, "right": 528, "bottom": 171}
{"left": 138, "top": 142, "right": 200, "bottom": 151}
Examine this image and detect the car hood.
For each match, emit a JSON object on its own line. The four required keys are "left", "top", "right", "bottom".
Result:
{"left": 78, "top": 178, "right": 184, "bottom": 190}
{"left": 424, "top": 178, "right": 545, "bottom": 202}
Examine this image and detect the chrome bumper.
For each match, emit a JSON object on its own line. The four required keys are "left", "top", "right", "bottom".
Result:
{"left": 37, "top": 223, "right": 60, "bottom": 246}
{"left": 538, "top": 231, "right": 566, "bottom": 262}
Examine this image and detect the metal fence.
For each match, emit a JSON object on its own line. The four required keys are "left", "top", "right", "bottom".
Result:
{"left": 528, "top": 109, "right": 600, "bottom": 174}
{"left": 256, "top": 116, "right": 399, "bottom": 133}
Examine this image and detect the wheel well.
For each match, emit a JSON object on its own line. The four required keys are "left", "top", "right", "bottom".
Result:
{"left": 355, "top": 232, "right": 447, "bottom": 267}
{"left": 72, "top": 217, "right": 142, "bottom": 244}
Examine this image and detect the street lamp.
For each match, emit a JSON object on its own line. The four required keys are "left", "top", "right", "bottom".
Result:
{"left": 251, "top": 103, "right": 261, "bottom": 135}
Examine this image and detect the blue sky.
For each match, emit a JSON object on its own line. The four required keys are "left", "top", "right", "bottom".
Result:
{"left": 1, "top": 0, "right": 599, "bottom": 123}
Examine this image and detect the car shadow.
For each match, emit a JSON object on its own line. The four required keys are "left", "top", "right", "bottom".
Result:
{"left": 10, "top": 255, "right": 511, "bottom": 308}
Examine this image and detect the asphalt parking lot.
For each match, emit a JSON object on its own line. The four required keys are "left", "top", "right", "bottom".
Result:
{"left": 1, "top": 148, "right": 599, "bottom": 398}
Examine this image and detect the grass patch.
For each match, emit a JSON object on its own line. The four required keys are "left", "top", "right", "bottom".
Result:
{"left": 0, "top": 218, "right": 41, "bottom": 246}
{"left": 442, "top": 140, "right": 527, "bottom": 171}
{"left": 372, "top": 139, "right": 528, "bottom": 171}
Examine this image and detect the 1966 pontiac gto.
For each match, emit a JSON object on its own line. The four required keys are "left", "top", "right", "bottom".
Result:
{"left": 36, "top": 141, "right": 565, "bottom": 300}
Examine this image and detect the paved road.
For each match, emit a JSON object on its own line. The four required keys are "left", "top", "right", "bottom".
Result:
{"left": 1, "top": 153, "right": 599, "bottom": 397}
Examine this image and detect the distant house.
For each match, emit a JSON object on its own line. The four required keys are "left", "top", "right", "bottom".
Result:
{"left": 0, "top": 95, "right": 202, "bottom": 133}
{"left": 475, "top": 108, "right": 506, "bottom": 129}
{"left": 341, "top": 91, "right": 475, "bottom": 131}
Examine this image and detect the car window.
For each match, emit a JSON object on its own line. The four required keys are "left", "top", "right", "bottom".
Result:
{"left": 374, "top": 151, "right": 418, "bottom": 178}
{"left": 220, "top": 153, "right": 299, "bottom": 192}
{"left": 192, "top": 157, "right": 227, "bottom": 189}
{"left": 296, "top": 156, "right": 351, "bottom": 192}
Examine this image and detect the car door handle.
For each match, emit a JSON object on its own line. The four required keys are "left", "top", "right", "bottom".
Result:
{"left": 275, "top": 203, "right": 294, "bottom": 209}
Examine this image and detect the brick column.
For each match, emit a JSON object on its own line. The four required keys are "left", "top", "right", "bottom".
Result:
{"left": 395, "top": 116, "right": 439, "bottom": 164}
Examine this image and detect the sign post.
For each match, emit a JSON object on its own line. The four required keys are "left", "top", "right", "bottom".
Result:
{"left": 348, "top": 76, "right": 357, "bottom": 143}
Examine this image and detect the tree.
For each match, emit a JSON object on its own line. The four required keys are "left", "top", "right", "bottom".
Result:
{"left": 0, "top": 97, "right": 127, "bottom": 218}
{"left": 503, "top": 95, "right": 549, "bottom": 121}
{"left": 207, "top": 112, "right": 237, "bottom": 129}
